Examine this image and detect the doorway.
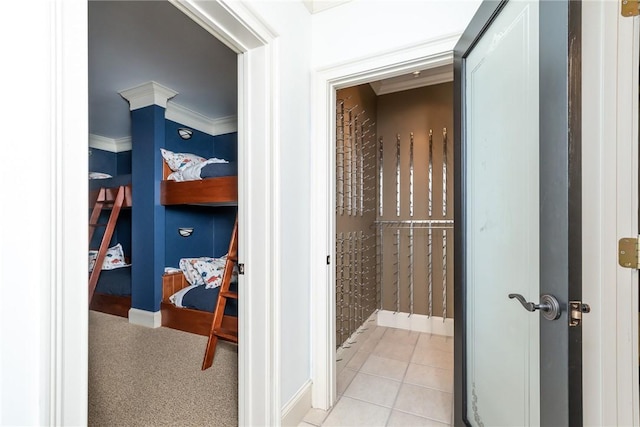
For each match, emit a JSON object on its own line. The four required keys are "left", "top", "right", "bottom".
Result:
{"left": 51, "top": 0, "right": 279, "bottom": 424}
{"left": 328, "top": 79, "right": 455, "bottom": 425}
{"left": 309, "top": 38, "right": 459, "bottom": 410}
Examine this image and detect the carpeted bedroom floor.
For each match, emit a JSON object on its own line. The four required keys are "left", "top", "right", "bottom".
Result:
{"left": 88, "top": 311, "right": 238, "bottom": 426}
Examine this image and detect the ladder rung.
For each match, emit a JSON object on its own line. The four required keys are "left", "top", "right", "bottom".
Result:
{"left": 220, "top": 291, "right": 238, "bottom": 299}
{"left": 214, "top": 328, "right": 238, "bottom": 342}
{"left": 89, "top": 223, "right": 108, "bottom": 228}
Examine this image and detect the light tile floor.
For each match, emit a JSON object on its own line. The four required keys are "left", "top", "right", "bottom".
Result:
{"left": 301, "top": 324, "right": 454, "bottom": 427}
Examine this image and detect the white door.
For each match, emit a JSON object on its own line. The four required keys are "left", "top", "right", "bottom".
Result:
{"left": 454, "top": 1, "right": 583, "bottom": 425}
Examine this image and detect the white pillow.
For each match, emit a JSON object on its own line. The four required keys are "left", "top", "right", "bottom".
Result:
{"left": 179, "top": 256, "right": 238, "bottom": 288}
{"left": 89, "top": 243, "right": 129, "bottom": 272}
{"left": 167, "top": 158, "right": 229, "bottom": 182}
{"left": 161, "top": 148, "right": 206, "bottom": 172}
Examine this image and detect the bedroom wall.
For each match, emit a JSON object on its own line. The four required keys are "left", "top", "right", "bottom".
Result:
{"left": 130, "top": 108, "right": 238, "bottom": 312}
{"left": 131, "top": 104, "right": 166, "bottom": 312}
{"left": 89, "top": 148, "right": 132, "bottom": 256}
{"left": 163, "top": 120, "right": 238, "bottom": 268}
{"left": 89, "top": 148, "right": 132, "bottom": 176}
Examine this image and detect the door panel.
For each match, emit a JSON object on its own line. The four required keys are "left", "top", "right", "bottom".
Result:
{"left": 464, "top": 1, "right": 539, "bottom": 425}
{"left": 454, "top": 0, "right": 582, "bottom": 425}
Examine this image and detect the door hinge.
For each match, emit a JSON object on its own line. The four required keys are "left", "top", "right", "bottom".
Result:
{"left": 238, "top": 263, "right": 245, "bottom": 275}
{"left": 622, "top": 0, "right": 640, "bottom": 17}
{"left": 618, "top": 237, "right": 640, "bottom": 269}
{"left": 569, "top": 301, "right": 591, "bottom": 327}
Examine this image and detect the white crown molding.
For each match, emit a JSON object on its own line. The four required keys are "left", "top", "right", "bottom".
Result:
{"left": 370, "top": 69, "right": 453, "bottom": 96}
{"left": 89, "top": 133, "right": 132, "bottom": 153}
{"left": 118, "top": 81, "right": 178, "bottom": 111}
{"left": 166, "top": 100, "right": 238, "bottom": 136}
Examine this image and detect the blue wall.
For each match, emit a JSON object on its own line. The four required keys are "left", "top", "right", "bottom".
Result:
{"left": 89, "top": 148, "right": 132, "bottom": 257}
{"left": 131, "top": 105, "right": 166, "bottom": 312}
{"left": 163, "top": 120, "right": 237, "bottom": 268}
{"left": 93, "top": 112, "right": 239, "bottom": 312}
{"left": 89, "top": 148, "right": 132, "bottom": 176}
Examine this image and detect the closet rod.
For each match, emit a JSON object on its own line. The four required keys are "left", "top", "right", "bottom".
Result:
{"left": 375, "top": 219, "right": 454, "bottom": 225}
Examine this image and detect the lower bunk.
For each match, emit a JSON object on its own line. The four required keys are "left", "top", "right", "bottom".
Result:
{"left": 161, "top": 271, "right": 237, "bottom": 337}
{"left": 89, "top": 266, "right": 131, "bottom": 318}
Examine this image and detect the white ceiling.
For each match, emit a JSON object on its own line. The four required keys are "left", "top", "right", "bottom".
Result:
{"left": 88, "top": 1, "right": 237, "bottom": 140}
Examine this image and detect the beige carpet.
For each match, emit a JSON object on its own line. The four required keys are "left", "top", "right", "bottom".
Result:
{"left": 88, "top": 311, "right": 238, "bottom": 426}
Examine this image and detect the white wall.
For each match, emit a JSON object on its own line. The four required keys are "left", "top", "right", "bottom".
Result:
{"left": 246, "top": 0, "right": 314, "bottom": 409}
{"left": 0, "top": 1, "right": 88, "bottom": 425}
{"left": 311, "top": 0, "right": 482, "bottom": 69}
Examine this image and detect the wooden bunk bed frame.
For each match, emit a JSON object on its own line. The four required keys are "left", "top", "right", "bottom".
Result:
{"left": 160, "top": 157, "right": 239, "bottom": 369}
{"left": 160, "top": 270, "right": 238, "bottom": 337}
{"left": 160, "top": 159, "right": 237, "bottom": 205}
{"left": 88, "top": 184, "right": 133, "bottom": 318}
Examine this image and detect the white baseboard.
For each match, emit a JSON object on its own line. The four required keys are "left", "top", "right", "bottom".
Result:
{"left": 281, "top": 379, "right": 312, "bottom": 427}
{"left": 128, "top": 308, "right": 162, "bottom": 328}
{"left": 376, "top": 310, "right": 454, "bottom": 337}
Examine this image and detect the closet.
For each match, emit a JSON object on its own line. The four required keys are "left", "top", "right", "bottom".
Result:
{"left": 335, "top": 80, "right": 454, "bottom": 349}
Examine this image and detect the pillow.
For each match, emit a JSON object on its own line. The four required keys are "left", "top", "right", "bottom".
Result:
{"left": 89, "top": 243, "right": 129, "bottom": 272}
{"left": 179, "top": 256, "right": 238, "bottom": 288}
{"left": 161, "top": 148, "right": 206, "bottom": 172}
{"left": 167, "top": 158, "right": 230, "bottom": 182}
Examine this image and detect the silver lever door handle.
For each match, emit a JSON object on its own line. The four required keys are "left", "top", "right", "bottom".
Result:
{"left": 508, "top": 293, "right": 561, "bottom": 321}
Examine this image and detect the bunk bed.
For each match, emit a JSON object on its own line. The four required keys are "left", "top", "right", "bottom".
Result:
{"left": 159, "top": 150, "right": 238, "bottom": 369}
{"left": 88, "top": 175, "right": 133, "bottom": 318}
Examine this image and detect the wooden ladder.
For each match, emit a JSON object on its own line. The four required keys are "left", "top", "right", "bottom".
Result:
{"left": 88, "top": 185, "right": 127, "bottom": 304}
{"left": 202, "top": 216, "right": 239, "bottom": 370}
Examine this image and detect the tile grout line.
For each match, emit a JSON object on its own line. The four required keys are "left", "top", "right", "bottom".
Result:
{"left": 318, "top": 326, "right": 390, "bottom": 426}
{"left": 383, "top": 329, "right": 422, "bottom": 427}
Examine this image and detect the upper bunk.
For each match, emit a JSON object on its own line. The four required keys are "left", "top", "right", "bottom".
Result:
{"left": 160, "top": 149, "right": 237, "bottom": 206}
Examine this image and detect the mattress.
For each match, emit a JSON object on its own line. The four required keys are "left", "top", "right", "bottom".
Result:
{"left": 181, "top": 282, "right": 238, "bottom": 316}
{"left": 200, "top": 161, "right": 237, "bottom": 179}
{"left": 94, "top": 266, "right": 131, "bottom": 297}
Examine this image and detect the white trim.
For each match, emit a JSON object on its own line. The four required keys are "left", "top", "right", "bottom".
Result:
{"left": 89, "top": 134, "right": 132, "bottom": 153}
{"left": 581, "top": 3, "right": 638, "bottom": 425}
{"left": 281, "top": 380, "right": 312, "bottom": 427}
{"left": 118, "top": 81, "right": 178, "bottom": 110}
{"left": 369, "top": 70, "right": 453, "bottom": 96}
{"left": 310, "top": 35, "right": 461, "bottom": 411}
{"left": 165, "top": 101, "right": 238, "bottom": 136}
{"left": 376, "top": 310, "right": 454, "bottom": 337}
{"left": 169, "top": 0, "right": 276, "bottom": 53}
{"left": 51, "top": 1, "right": 89, "bottom": 425}
{"left": 174, "top": 1, "right": 280, "bottom": 425}
{"left": 127, "top": 309, "right": 162, "bottom": 328}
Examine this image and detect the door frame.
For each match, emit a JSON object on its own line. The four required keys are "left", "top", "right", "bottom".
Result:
{"left": 582, "top": 1, "right": 639, "bottom": 425}
{"left": 53, "top": 0, "right": 281, "bottom": 425}
{"left": 310, "top": 35, "right": 461, "bottom": 410}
